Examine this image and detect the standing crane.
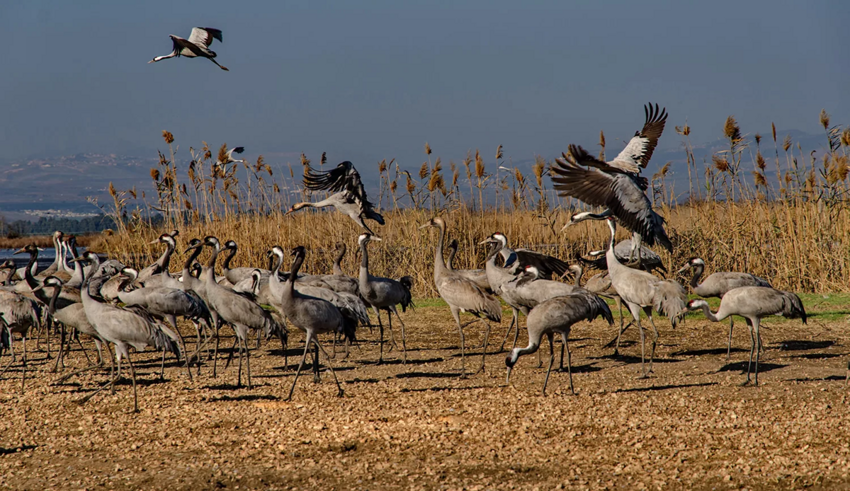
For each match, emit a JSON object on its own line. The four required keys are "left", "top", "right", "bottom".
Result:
{"left": 506, "top": 288, "right": 613, "bottom": 395}
{"left": 687, "top": 287, "right": 806, "bottom": 385}
{"left": 0, "top": 290, "right": 39, "bottom": 393}
{"left": 72, "top": 252, "right": 180, "bottom": 412}
{"left": 486, "top": 233, "right": 570, "bottom": 279}
{"left": 137, "top": 232, "right": 179, "bottom": 283}
{"left": 188, "top": 237, "right": 284, "bottom": 388}
{"left": 356, "top": 233, "right": 414, "bottom": 363}
{"left": 421, "top": 218, "right": 501, "bottom": 376}
{"left": 553, "top": 103, "right": 672, "bottom": 262}
{"left": 278, "top": 246, "right": 351, "bottom": 401}
{"left": 678, "top": 257, "right": 771, "bottom": 360}
{"left": 287, "top": 161, "right": 385, "bottom": 234}
{"left": 445, "top": 238, "right": 491, "bottom": 293}
{"left": 600, "top": 217, "right": 686, "bottom": 377}
{"left": 149, "top": 27, "right": 229, "bottom": 71}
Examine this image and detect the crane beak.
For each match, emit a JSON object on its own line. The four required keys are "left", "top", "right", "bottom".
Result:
{"left": 12, "top": 248, "right": 26, "bottom": 255}
{"left": 371, "top": 237, "right": 382, "bottom": 242}
{"left": 184, "top": 243, "right": 202, "bottom": 254}
{"left": 418, "top": 223, "right": 431, "bottom": 230}
{"left": 676, "top": 265, "right": 691, "bottom": 275}
{"left": 560, "top": 222, "right": 573, "bottom": 233}
{"left": 70, "top": 256, "right": 86, "bottom": 263}
{"left": 505, "top": 366, "right": 512, "bottom": 385}
{"left": 149, "top": 239, "right": 160, "bottom": 244}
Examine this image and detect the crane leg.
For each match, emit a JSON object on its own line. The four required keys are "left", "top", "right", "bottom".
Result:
{"left": 312, "top": 341, "right": 321, "bottom": 384}
{"left": 126, "top": 354, "right": 139, "bottom": 413}
{"left": 50, "top": 321, "right": 65, "bottom": 373}
{"left": 212, "top": 326, "right": 220, "bottom": 379}
{"left": 244, "top": 336, "right": 252, "bottom": 390}
{"left": 224, "top": 335, "right": 239, "bottom": 370}
{"left": 474, "top": 320, "right": 490, "bottom": 375}
{"left": 159, "top": 347, "right": 166, "bottom": 380}
{"left": 743, "top": 318, "right": 755, "bottom": 386}
{"left": 74, "top": 329, "right": 93, "bottom": 366}
{"left": 391, "top": 306, "right": 407, "bottom": 365}
{"left": 645, "top": 307, "right": 660, "bottom": 374}
{"left": 542, "top": 332, "right": 555, "bottom": 396}
{"left": 285, "top": 333, "right": 312, "bottom": 401}
{"left": 451, "top": 307, "right": 466, "bottom": 378}
{"left": 753, "top": 319, "right": 761, "bottom": 386}
{"left": 374, "top": 307, "right": 384, "bottom": 365}
{"left": 20, "top": 335, "right": 26, "bottom": 394}
{"left": 562, "top": 332, "right": 574, "bottom": 395}
{"left": 314, "top": 339, "right": 344, "bottom": 398}
{"left": 726, "top": 316, "right": 735, "bottom": 361}
{"left": 498, "top": 309, "right": 517, "bottom": 352}
{"left": 167, "top": 316, "right": 193, "bottom": 382}
{"left": 236, "top": 335, "right": 244, "bottom": 388}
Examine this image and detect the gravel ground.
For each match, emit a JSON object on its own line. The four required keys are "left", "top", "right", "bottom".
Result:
{"left": 1, "top": 299, "right": 849, "bottom": 490}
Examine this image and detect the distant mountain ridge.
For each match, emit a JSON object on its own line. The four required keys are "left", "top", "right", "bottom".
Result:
{"left": 0, "top": 129, "right": 835, "bottom": 219}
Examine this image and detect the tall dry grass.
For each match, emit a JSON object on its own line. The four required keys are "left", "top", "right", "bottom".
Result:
{"left": 91, "top": 111, "right": 850, "bottom": 295}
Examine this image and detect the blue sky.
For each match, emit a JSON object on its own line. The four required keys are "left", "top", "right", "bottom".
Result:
{"left": 1, "top": 1, "right": 848, "bottom": 169}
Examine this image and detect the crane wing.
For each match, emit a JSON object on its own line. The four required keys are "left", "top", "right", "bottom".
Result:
{"left": 612, "top": 103, "right": 667, "bottom": 171}
{"left": 514, "top": 250, "right": 570, "bottom": 279}
{"left": 303, "top": 161, "right": 378, "bottom": 213}
{"left": 189, "top": 27, "right": 223, "bottom": 47}
{"left": 550, "top": 155, "right": 670, "bottom": 250}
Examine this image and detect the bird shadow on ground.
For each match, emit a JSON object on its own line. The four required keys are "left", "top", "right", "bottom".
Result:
{"left": 778, "top": 340, "right": 834, "bottom": 351}
{"left": 203, "top": 383, "right": 264, "bottom": 391}
{"left": 790, "top": 352, "right": 844, "bottom": 360}
{"left": 399, "top": 384, "right": 490, "bottom": 393}
{"left": 348, "top": 377, "right": 381, "bottom": 384}
{"left": 357, "top": 357, "right": 445, "bottom": 367}
{"left": 611, "top": 382, "right": 717, "bottom": 394}
{"left": 717, "top": 361, "right": 786, "bottom": 373}
{"left": 671, "top": 347, "right": 747, "bottom": 357}
{"left": 0, "top": 445, "right": 37, "bottom": 455}
{"left": 206, "top": 394, "right": 279, "bottom": 403}
{"left": 785, "top": 375, "right": 846, "bottom": 383}
{"left": 602, "top": 354, "right": 682, "bottom": 365}
{"left": 560, "top": 363, "right": 603, "bottom": 374}
{"left": 395, "top": 371, "right": 463, "bottom": 379}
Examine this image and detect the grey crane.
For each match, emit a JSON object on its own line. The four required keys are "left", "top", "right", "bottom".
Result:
{"left": 287, "top": 161, "right": 385, "bottom": 234}
{"left": 446, "top": 239, "right": 491, "bottom": 293}
{"left": 601, "top": 217, "right": 687, "bottom": 377}
{"left": 316, "top": 243, "right": 360, "bottom": 296}
{"left": 33, "top": 276, "right": 104, "bottom": 372}
{"left": 0, "top": 290, "right": 39, "bottom": 393}
{"left": 480, "top": 235, "right": 580, "bottom": 353}
{"left": 215, "top": 147, "right": 246, "bottom": 169}
{"left": 688, "top": 286, "right": 806, "bottom": 385}
{"left": 278, "top": 246, "right": 352, "bottom": 401}
{"left": 137, "top": 232, "right": 179, "bottom": 283}
{"left": 117, "top": 268, "right": 214, "bottom": 380}
{"left": 506, "top": 289, "right": 613, "bottom": 395}
{"left": 268, "top": 246, "right": 369, "bottom": 332}
{"left": 553, "top": 104, "right": 672, "bottom": 262}
{"left": 72, "top": 252, "right": 180, "bottom": 412}
{"left": 0, "top": 260, "right": 17, "bottom": 287}
{"left": 568, "top": 263, "right": 626, "bottom": 350}
{"left": 62, "top": 235, "right": 85, "bottom": 288}
{"left": 580, "top": 239, "right": 667, "bottom": 276}
{"left": 421, "top": 218, "right": 501, "bottom": 376}
{"left": 487, "top": 233, "right": 570, "bottom": 279}
{"left": 678, "top": 257, "right": 772, "bottom": 360}
{"left": 356, "top": 233, "right": 414, "bottom": 364}
{"left": 188, "top": 236, "right": 285, "bottom": 388}
{"left": 148, "top": 27, "right": 229, "bottom": 71}
{"left": 220, "top": 240, "right": 266, "bottom": 285}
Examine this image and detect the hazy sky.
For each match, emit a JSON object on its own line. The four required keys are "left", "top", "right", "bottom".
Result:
{"left": 1, "top": 1, "right": 848, "bottom": 169}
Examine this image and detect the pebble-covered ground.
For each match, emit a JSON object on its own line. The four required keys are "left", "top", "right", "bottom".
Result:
{"left": 1, "top": 295, "right": 849, "bottom": 490}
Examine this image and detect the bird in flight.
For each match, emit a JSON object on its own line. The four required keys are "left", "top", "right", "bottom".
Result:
{"left": 149, "top": 27, "right": 229, "bottom": 71}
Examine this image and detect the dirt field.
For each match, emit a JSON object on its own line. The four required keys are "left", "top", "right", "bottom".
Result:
{"left": 1, "top": 294, "right": 849, "bottom": 490}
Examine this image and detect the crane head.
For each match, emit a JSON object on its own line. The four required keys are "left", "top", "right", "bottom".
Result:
{"left": 290, "top": 245, "right": 306, "bottom": 257}
{"left": 677, "top": 257, "right": 704, "bottom": 274}
{"left": 184, "top": 238, "right": 204, "bottom": 254}
{"left": 224, "top": 240, "right": 238, "bottom": 250}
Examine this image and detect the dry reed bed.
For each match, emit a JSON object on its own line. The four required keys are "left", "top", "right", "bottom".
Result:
{"left": 91, "top": 110, "right": 850, "bottom": 294}
{"left": 93, "top": 198, "right": 850, "bottom": 296}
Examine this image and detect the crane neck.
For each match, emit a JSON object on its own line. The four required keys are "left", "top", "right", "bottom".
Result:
{"left": 288, "top": 252, "right": 305, "bottom": 284}
{"left": 333, "top": 245, "right": 346, "bottom": 276}
{"left": 572, "top": 265, "right": 584, "bottom": 287}
{"left": 507, "top": 342, "right": 540, "bottom": 367}
{"left": 159, "top": 239, "right": 176, "bottom": 271}
{"left": 47, "top": 283, "right": 61, "bottom": 315}
{"left": 690, "top": 264, "right": 704, "bottom": 289}
{"left": 183, "top": 246, "right": 203, "bottom": 283}
{"left": 23, "top": 249, "right": 40, "bottom": 290}
{"left": 432, "top": 222, "right": 448, "bottom": 279}
{"left": 205, "top": 244, "right": 220, "bottom": 272}
{"left": 221, "top": 247, "right": 237, "bottom": 271}
{"left": 446, "top": 244, "right": 457, "bottom": 270}
{"left": 49, "top": 234, "right": 62, "bottom": 270}
{"left": 694, "top": 300, "right": 722, "bottom": 322}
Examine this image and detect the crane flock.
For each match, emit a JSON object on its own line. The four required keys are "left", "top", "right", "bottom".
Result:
{"left": 0, "top": 101, "right": 825, "bottom": 412}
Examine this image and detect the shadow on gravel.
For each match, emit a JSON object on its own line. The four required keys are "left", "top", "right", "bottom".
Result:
{"left": 604, "top": 354, "right": 682, "bottom": 365}
{"left": 612, "top": 382, "right": 717, "bottom": 394}
{"left": 208, "top": 394, "right": 279, "bottom": 403}
{"left": 395, "top": 371, "right": 461, "bottom": 379}
{"left": 358, "top": 357, "right": 445, "bottom": 367}
{"left": 778, "top": 340, "right": 834, "bottom": 351}
{"left": 672, "top": 347, "right": 747, "bottom": 357}
{"left": 399, "top": 385, "right": 488, "bottom": 393}
{"left": 0, "top": 445, "right": 37, "bottom": 455}
{"left": 717, "top": 361, "right": 786, "bottom": 373}
{"left": 791, "top": 352, "right": 844, "bottom": 360}
{"left": 348, "top": 378, "right": 381, "bottom": 384}
{"left": 786, "top": 375, "right": 846, "bottom": 383}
